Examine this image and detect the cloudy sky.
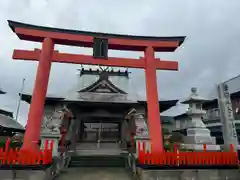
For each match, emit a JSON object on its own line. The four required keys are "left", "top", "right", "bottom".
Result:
{"left": 0, "top": 0, "right": 240, "bottom": 125}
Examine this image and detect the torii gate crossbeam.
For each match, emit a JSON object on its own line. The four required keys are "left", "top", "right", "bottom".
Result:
{"left": 8, "top": 20, "right": 185, "bottom": 153}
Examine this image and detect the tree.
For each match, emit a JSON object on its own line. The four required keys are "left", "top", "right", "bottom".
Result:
{"left": 163, "top": 129, "right": 186, "bottom": 152}
{"left": 169, "top": 132, "right": 183, "bottom": 144}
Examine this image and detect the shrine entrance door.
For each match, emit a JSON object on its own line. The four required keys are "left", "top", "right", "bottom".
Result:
{"left": 79, "top": 121, "right": 121, "bottom": 150}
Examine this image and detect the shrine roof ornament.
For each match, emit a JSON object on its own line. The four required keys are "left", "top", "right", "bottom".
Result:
{"left": 8, "top": 20, "right": 185, "bottom": 52}
{"left": 78, "top": 72, "right": 127, "bottom": 94}
{"left": 78, "top": 67, "right": 130, "bottom": 77}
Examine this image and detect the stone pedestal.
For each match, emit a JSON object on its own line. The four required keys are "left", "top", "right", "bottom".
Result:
{"left": 40, "top": 108, "right": 63, "bottom": 156}
{"left": 137, "top": 168, "right": 239, "bottom": 180}
{"left": 135, "top": 136, "right": 151, "bottom": 156}
{"left": 0, "top": 170, "right": 48, "bottom": 180}
{"left": 40, "top": 131, "right": 61, "bottom": 157}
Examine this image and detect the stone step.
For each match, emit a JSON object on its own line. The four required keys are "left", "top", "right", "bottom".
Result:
{"left": 75, "top": 149, "right": 126, "bottom": 156}
{"left": 56, "top": 168, "right": 132, "bottom": 180}
{"left": 69, "top": 155, "right": 126, "bottom": 168}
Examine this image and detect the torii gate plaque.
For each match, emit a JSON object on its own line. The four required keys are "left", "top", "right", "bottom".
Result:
{"left": 8, "top": 20, "right": 185, "bottom": 153}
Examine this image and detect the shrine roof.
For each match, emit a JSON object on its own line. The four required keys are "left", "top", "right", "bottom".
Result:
{"left": 8, "top": 20, "right": 185, "bottom": 46}
{"left": 19, "top": 68, "right": 178, "bottom": 111}
{"left": 20, "top": 71, "right": 178, "bottom": 112}
{"left": 20, "top": 92, "right": 177, "bottom": 113}
{"left": 20, "top": 92, "right": 177, "bottom": 112}
{"left": 0, "top": 109, "right": 13, "bottom": 118}
{"left": 64, "top": 69, "right": 178, "bottom": 104}
{"left": 19, "top": 93, "right": 65, "bottom": 105}
{"left": 69, "top": 70, "right": 138, "bottom": 102}
{"left": 0, "top": 88, "right": 6, "bottom": 94}
{"left": 203, "top": 74, "right": 240, "bottom": 108}
{"left": 0, "top": 114, "right": 24, "bottom": 131}
{"left": 161, "top": 103, "right": 189, "bottom": 118}
{"left": 208, "top": 74, "right": 240, "bottom": 100}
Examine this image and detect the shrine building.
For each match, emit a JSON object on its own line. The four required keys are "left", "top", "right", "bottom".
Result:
{"left": 20, "top": 67, "right": 177, "bottom": 152}
{"left": 0, "top": 88, "right": 25, "bottom": 141}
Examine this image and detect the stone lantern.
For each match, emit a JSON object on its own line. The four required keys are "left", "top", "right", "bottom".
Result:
{"left": 181, "top": 87, "right": 220, "bottom": 151}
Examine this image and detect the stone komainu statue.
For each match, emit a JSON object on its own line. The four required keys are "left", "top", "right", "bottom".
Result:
{"left": 41, "top": 106, "right": 72, "bottom": 133}
{"left": 41, "top": 106, "right": 74, "bottom": 148}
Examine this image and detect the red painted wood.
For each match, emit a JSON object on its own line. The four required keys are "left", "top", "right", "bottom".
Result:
{"left": 137, "top": 141, "right": 239, "bottom": 166}
{"left": 14, "top": 47, "right": 176, "bottom": 152}
{"left": 0, "top": 138, "right": 53, "bottom": 166}
{"left": 11, "top": 24, "right": 183, "bottom": 153}
{"left": 144, "top": 46, "right": 163, "bottom": 153}
{"left": 12, "top": 49, "right": 178, "bottom": 70}
{"left": 154, "top": 60, "right": 178, "bottom": 71}
{"left": 21, "top": 38, "right": 54, "bottom": 150}
{"left": 15, "top": 27, "right": 180, "bottom": 52}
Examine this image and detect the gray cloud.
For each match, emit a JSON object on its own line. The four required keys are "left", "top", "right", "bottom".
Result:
{"left": 0, "top": 0, "right": 240, "bottom": 125}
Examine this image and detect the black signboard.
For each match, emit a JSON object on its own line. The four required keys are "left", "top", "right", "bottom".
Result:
{"left": 93, "top": 37, "right": 108, "bottom": 59}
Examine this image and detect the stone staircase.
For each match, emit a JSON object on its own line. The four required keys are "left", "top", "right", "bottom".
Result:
{"left": 68, "top": 154, "right": 127, "bottom": 168}
{"left": 61, "top": 144, "right": 133, "bottom": 180}
{"left": 56, "top": 167, "right": 133, "bottom": 180}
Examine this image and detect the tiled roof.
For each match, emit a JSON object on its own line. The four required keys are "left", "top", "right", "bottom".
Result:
{"left": 20, "top": 69, "right": 178, "bottom": 112}
{"left": 161, "top": 102, "right": 189, "bottom": 117}
{"left": 63, "top": 73, "right": 141, "bottom": 102}
{"left": 0, "top": 88, "right": 6, "bottom": 94}
{"left": 0, "top": 114, "right": 24, "bottom": 130}
{"left": 208, "top": 74, "right": 240, "bottom": 100}
{"left": 21, "top": 69, "right": 175, "bottom": 103}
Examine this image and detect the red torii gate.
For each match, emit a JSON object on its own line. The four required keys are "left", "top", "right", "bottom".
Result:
{"left": 8, "top": 20, "right": 185, "bottom": 153}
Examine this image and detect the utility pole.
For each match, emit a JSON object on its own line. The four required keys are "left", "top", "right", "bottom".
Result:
{"left": 15, "top": 78, "right": 25, "bottom": 122}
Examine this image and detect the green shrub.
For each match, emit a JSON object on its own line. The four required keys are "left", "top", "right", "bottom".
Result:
{"left": 0, "top": 140, "right": 22, "bottom": 149}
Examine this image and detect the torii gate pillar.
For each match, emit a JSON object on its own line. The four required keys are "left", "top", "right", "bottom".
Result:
{"left": 144, "top": 46, "right": 163, "bottom": 152}
{"left": 23, "top": 38, "right": 54, "bottom": 148}
{"left": 8, "top": 20, "right": 185, "bottom": 153}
